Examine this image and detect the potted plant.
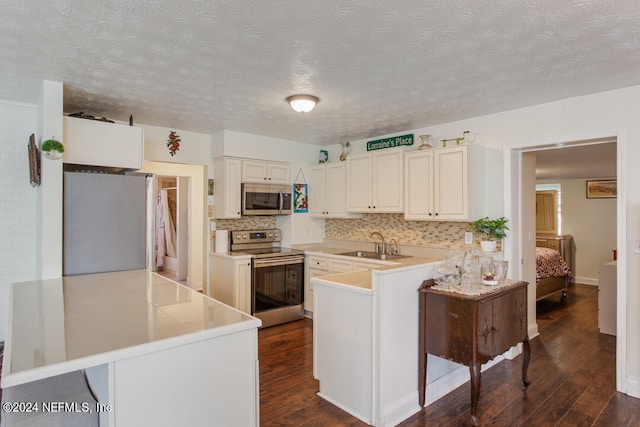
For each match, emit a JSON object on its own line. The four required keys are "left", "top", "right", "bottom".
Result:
{"left": 469, "top": 216, "right": 509, "bottom": 252}
{"left": 41, "top": 139, "right": 64, "bottom": 160}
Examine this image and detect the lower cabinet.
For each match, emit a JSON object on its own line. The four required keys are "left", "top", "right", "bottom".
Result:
{"left": 210, "top": 254, "right": 252, "bottom": 314}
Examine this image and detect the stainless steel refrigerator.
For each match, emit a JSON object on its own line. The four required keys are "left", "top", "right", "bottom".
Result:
{"left": 63, "top": 171, "right": 147, "bottom": 276}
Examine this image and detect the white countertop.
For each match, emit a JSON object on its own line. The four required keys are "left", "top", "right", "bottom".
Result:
{"left": 2, "top": 269, "right": 260, "bottom": 387}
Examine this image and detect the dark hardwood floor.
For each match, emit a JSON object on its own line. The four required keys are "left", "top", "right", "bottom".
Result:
{"left": 259, "top": 284, "right": 640, "bottom": 426}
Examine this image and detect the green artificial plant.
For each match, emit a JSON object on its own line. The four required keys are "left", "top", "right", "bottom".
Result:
{"left": 469, "top": 216, "right": 509, "bottom": 240}
{"left": 41, "top": 139, "right": 64, "bottom": 153}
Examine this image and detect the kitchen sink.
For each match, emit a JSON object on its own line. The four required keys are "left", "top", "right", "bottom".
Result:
{"left": 337, "top": 251, "right": 408, "bottom": 261}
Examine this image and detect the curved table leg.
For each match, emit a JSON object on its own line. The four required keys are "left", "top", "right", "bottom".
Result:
{"left": 522, "top": 337, "right": 531, "bottom": 390}
{"left": 470, "top": 363, "right": 481, "bottom": 426}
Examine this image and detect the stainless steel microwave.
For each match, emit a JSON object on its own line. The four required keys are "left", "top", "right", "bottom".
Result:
{"left": 241, "top": 183, "right": 292, "bottom": 215}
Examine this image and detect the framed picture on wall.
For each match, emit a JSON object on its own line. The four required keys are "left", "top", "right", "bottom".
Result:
{"left": 293, "top": 183, "right": 308, "bottom": 213}
{"left": 586, "top": 179, "right": 616, "bottom": 199}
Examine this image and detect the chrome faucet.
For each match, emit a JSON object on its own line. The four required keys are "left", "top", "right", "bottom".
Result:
{"left": 369, "top": 231, "right": 386, "bottom": 254}
{"left": 388, "top": 238, "right": 399, "bottom": 255}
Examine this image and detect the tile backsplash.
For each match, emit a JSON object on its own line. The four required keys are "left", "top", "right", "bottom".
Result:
{"left": 326, "top": 214, "right": 476, "bottom": 248}
{"left": 215, "top": 216, "right": 276, "bottom": 231}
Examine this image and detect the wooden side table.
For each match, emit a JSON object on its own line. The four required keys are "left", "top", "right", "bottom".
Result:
{"left": 418, "top": 279, "right": 530, "bottom": 426}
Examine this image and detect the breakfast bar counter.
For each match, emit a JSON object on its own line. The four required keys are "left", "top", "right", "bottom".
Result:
{"left": 1, "top": 269, "right": 261, "bottom": 427}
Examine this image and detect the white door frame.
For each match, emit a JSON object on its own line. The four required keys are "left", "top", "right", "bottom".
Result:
{"left": 503, "top": 128, "right": 627, "bottom": 394}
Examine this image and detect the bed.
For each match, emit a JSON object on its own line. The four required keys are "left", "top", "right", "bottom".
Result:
{"left": 535, "top": 246, "right": 572, "bottom": 302}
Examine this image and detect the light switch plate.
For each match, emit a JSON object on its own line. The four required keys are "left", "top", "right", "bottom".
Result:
{"left": 464, "top": 231, "right": 473, "bottom": 245}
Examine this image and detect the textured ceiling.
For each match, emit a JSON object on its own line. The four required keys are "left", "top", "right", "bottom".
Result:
{"left": 2, "top": 1, "right": 640, "bottom": 145}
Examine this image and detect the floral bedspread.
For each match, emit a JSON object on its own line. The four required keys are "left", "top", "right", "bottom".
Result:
{"left": 536, "top": 247, "right": 572, "bottom": 284}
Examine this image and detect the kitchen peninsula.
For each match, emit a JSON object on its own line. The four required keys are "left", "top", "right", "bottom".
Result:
{"left": 1, "top": 270, "right": 261, "bottom": 427}
{"left": 311, "top": 255, "right": 440, "bottom": 426}
{"left": 309, "top": 248, "right": 528, "bottom": 426}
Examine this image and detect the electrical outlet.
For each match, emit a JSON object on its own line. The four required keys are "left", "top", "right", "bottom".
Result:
{"left": 464, "top": 231, "right": 473, "bottom": 245}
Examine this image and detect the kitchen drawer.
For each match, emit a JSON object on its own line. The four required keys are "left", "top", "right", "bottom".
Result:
{"left": 328, "top": 259, "right": 353, "bottom": 273}
{"left": 308, "top": 257, "right": 328, "bottom": 271}
{"left": 353, "top": 261, "right": 382, "bottom": 271}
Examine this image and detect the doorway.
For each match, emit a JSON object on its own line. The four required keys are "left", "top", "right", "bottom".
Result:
{"left": 155, "top": 176, "right": 189, "bottom": 283}
{"left": 504, "top": 130, "right": 627, "bottom": 393}
{"left": 138, "top": 161, "right": 207, "bottom": 292}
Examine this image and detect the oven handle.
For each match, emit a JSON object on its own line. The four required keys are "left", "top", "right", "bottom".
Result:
{"left": 253, "top": 256, "right": 304, "bottom": 268}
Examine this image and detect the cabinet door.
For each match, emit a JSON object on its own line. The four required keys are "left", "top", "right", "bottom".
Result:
{"left": 242, "top": 160, "right": 269, "bottom": 182}
{"left": 492, "top": 287, "right": 527, "bottom": 356}
{"left": 476, "top": 299, "right": 494, "bottom": 360}
{"left": 372, "top": 149, "right": 404, "bottom": 212}
{"left": 325, "top": 163, "right": 348, "bottom": 217}
{"left": 346, "top": 154, "right": 372, "bottom": 212}
{"left": 63, "top": 116, "right": 144, "bottom": 169}
{"left": 309, "top": 165, "right": 327, "bottom": 217}
{"left": 267, "top": 162, "right": 290, "bottom": 184}
{"left": 434, "top": 145, "right": 468, "bottom": 220}
{"left": 234, "top": 259, "right": 252, "bottom": 314}
{"left": 404, "top": 151, "right": 434, "bottom": 220}
{"left": 215, "top": 158, "right": 242, "bottom": 218}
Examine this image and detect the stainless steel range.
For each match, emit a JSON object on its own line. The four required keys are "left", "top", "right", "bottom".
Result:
{"left": 230, "top": 229, "right": 305, "bottom": 328}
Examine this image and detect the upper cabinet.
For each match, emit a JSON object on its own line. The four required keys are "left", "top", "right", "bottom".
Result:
{"left": 404, "top": 145, "right": 483, "bottom": 221}
{"left": 309, "top": 162, "right": 361, "bottom": 219}
{"left": 241, "top": 159, "right": 290, "bottom": 184}
{"left": 63, "top": 116, "right": 144, "bottom": 169}
{"left": 346, "top": 148, "right": 404, "bottom": 213}
{"left": 214, "top": 157, "right": 242, "bottom": 219}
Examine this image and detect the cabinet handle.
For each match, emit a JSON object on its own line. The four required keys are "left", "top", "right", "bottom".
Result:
{"left": 268, "top": 177, "right": 271, "bottom": 180}
{"left": 435, "top": 213, "right": 439, "bottom": 216}
{"left": 428, "top": 213, "right": 432, "bottom": 216}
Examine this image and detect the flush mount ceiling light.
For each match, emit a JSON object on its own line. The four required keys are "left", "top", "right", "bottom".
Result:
{"left": 286, "top": 94, "right": 320, "bottom": 113}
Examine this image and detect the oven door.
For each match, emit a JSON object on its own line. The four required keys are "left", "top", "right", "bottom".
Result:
{"left": 252, "top": 256, "right": 304, "bottom": 314}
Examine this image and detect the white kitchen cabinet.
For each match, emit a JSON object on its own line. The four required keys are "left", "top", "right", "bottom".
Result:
{"left": 214, "top": 157, "right": 242, "bottom": 219}
{"left": 346, "top": 148, "right": 404, "bottom": 213}
{"left": 210, "top": 254, "right": 252, "bottom": 314}
{"left": 309, "top": 163, "right": 361, "bottom": 218}
{"left": 404, "top": 145, "right": 483, "bottom": 221}
{"left": 303, "top": 253, "right": 393, "bottom": 315}
{"left": 63, "top": 116, "right": 143, "bottom": 169}
{"left": 404, "top": 150, "right": 434, "bottom": 220}
{"left": 242, "top": 159, "right": 290, "bottom": 184}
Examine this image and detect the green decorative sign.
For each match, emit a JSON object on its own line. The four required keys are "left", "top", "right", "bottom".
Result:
{"left": 366, "top": 134, "right": 414, "bottom": 151}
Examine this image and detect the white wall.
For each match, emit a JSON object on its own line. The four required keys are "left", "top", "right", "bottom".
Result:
{"left": 539, "top": 178, "right": 617, "bottom": 284}
{"left": 141, "top": 123, "right": 212, "bottom": 169}
{"left": 0, "top": 100, "right": 38, "bottom": 339}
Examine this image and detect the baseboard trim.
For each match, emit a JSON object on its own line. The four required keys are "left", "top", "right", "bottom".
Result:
{"left": 573, "top": 276, "right": 598, "bottom": 286}
{"left": 624, "top": 377, "right": 640, "bottom": 399}
{"left": 381, "top": 391, "right": 421, "bottom": 427}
